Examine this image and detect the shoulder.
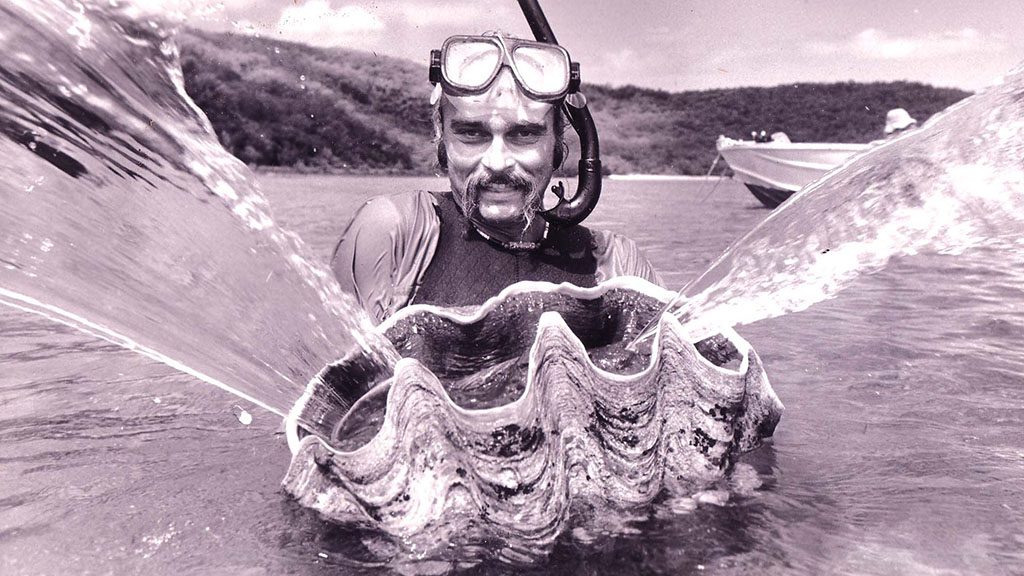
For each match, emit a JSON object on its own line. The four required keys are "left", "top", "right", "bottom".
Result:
{"left": 331, "top": 190, "right": 442, "bottom": 323}
{"left": 346, "top": 190, "right": 439, "bottom": 232}
{"left": 591, "top": 229, "right": 664, "bottom": 286}
{"left": 334, "top": 190, "right": 441, "bottom": 266}
{"left": 334, "top": 191, "right": 439, "bottom": 258}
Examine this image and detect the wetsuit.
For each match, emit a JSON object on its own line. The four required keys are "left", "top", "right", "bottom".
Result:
{"left": 332, "top": 190, "right": 662, "bottom": 324}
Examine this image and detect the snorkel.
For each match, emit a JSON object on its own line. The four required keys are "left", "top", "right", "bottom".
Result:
{"left": 517, "top": 0, "right": 602, "bottom": 227}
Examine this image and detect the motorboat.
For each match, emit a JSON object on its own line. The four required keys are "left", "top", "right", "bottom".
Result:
{"left": 716, "top": 134, "right": 871, "bottom": 208}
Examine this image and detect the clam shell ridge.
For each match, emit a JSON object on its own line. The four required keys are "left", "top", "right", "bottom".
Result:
{"left": 282, "top": 278, "right": 783, "bottom": 544}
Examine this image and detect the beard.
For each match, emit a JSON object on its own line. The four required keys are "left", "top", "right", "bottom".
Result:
{"left": 461, "top": 171, "right": 544, "bottom": 232}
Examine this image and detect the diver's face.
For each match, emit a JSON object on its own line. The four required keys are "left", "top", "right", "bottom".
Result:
{"left": 441, "top": 68, "right": 556, "bottom": 232}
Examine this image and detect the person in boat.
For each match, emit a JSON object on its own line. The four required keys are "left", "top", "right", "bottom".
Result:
{"left": 884, "top": 108, "right": 918, "bottom": 137}
{"left": 332, "top": 31, "right": 662, "bottom": 324}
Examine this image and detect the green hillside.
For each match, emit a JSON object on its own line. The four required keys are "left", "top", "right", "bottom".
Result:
{"left": 585, "top": 81, "right": 969, "bottom": 174}
{"left": 178, "top": 30, "right": 970, "bottom": 176}
{"left": 179, "top": 30, "right": 434, "bottom": 173}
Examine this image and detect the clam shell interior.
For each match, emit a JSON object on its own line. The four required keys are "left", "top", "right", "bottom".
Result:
{"left": 283, "top": 278, "right": 783, "bottom": 542}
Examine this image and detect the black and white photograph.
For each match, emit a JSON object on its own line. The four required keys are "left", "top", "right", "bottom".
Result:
{"left": 1, "top": 1, "right": 1022, "bottom": 574}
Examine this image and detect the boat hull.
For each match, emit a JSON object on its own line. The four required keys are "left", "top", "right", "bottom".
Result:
{"left": 716, "top": 136, "right": 870, "bottom": 208}
{"left": 743, "top": 183, "right": 792, "bottom": 208}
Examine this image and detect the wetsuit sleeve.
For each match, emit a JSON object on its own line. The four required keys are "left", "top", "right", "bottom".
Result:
{"left": 331, "top": 191, "right": 440, "bottom": 324}
{"left": 592, "top": 230, "right": 665, "bottom": 287}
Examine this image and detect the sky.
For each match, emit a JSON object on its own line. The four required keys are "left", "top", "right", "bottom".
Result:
{"left": 180, "top": 0, "right": 1024, "bottom": 93}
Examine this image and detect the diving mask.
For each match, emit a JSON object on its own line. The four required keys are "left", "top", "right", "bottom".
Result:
{"left": 430, "top": 34, "right": 581, "bottom": 102}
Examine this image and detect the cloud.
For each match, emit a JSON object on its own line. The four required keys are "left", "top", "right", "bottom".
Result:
{"left": 268, "top": 0, "right": 385, "bottom": 46}
{"left": 393, "top": 2, "right": 493, "bottom": 27}
{"left": 591, "top": 46, "right": 669, "bottom": 87}
{"left": 806, "top": 28, "right": 1006, "bottom": 60}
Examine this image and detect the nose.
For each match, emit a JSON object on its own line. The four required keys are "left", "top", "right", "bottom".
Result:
{"left": 487, "top": 67, "right": 520, "bottom": 103}
{"left": 481, "top": 134, "right": 514, "bottom": 173}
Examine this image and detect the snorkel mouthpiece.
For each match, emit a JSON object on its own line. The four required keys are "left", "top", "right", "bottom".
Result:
{"left": 546, "top": 94, "right": 601, "bottom": 225}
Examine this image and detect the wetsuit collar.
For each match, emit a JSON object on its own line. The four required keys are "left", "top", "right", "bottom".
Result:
{"left": 469, "top": 219, "right": 549, "bottom": 252}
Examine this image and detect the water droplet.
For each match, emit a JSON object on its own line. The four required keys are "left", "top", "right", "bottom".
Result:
{"left": 233, "top": 405, "right": 252, "bottom": 425}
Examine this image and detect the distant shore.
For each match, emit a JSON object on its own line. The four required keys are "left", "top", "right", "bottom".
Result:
{"left": 607, "top": 174, "right": 724, "bottom": 181}
{"left": 250, "top": 165, "right": 432, "bottom": 177}
{"left": 181, "top": 29, "right": 969, "bottom": 178}
{"left": 252, "top": 165, "right": 721, "bottom": 180}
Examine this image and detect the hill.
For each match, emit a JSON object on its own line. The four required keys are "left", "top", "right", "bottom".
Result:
{"left": 179, "top": 29, "right": 434, "bottom": 173}
{"left": 584, "top": 81, "right": 969, "bottom": 175}
{"left": 178, "top": 30, "right": 970, "bottom": 176}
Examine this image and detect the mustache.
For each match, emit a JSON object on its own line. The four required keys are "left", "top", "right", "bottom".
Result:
{"left": 466, "top": 172, "right": 533, "bottom": 196}
{"left": 460, "top": 170, "right": 545, "bottom": 232}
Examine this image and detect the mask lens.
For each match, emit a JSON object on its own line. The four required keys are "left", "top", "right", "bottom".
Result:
{"left": 444, "top": 40, "right": 501, "bottom": 89}
{"left": 512, "top": 44, "right": 569, "bottom": 96}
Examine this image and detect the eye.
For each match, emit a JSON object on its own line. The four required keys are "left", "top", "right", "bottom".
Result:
{"left": 451, "top": 125, "right": 488, "bottom": 142}
{"left": 508, "top": 125, "right": 545, "bottom": 143}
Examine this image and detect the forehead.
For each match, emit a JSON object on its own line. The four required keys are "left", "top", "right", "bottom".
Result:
{"left": 442, "top": 96, "right": 555, "bottom": 128}
{"left": 441, "top": 70, "right": 555, "bottom": 126}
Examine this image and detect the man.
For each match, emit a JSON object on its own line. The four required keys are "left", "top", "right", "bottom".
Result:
{"left": 883, "top": 108, "right": 918, "bottom": 137}
{"left": 332, "top": 32, "right": 661, "bottom": 324}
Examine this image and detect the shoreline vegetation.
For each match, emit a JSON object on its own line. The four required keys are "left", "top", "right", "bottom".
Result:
{"left": 179, "top": 29, "right": 970, "bottom": 177}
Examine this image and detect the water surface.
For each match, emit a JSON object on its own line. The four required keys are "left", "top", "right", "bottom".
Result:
{"left": 4, "top": 175, "right": 1021, "bottom": 574}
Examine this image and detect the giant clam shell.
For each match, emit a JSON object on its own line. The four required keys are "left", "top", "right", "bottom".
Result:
{"left": 282, "top": 277, "right": 782, "bottom": 551}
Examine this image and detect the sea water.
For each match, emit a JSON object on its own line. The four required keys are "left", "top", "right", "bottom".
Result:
{"left": 0, "top": 0, "right": 397, "bottom": 422}
{"left": 8, "top": 173, "right": 1023, "bottom": 575}
{"left": 654, "top": 70, "right": 1024, "bottom": 344}
{"left": 267, "top": 176, "right": 1024, "bottom": 575}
